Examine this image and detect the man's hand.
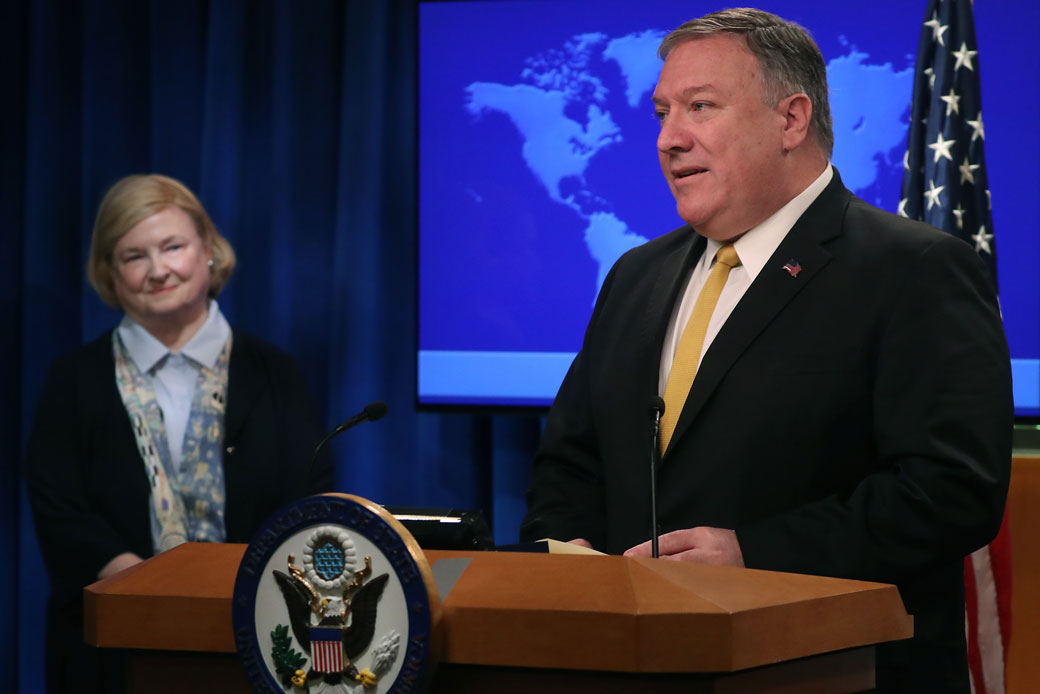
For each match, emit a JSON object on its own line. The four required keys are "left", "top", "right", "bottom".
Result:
{"left": 568, "top": 538, "right": 594, "bottom": 549}
{"left": 623, "top": 527, "right": 744, "bottom": 567}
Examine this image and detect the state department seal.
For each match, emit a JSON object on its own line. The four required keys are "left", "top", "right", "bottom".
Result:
{"left": 233, "top": 494, "right": 440, "bottom": 693}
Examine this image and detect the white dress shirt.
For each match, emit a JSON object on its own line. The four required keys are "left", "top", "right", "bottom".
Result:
{"left": 659, "top": 166, "right": 834, "bottom": 394}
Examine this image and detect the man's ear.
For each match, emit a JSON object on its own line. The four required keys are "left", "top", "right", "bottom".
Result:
{"left": 779, "top": 93, "right": 813, "bottom": 152}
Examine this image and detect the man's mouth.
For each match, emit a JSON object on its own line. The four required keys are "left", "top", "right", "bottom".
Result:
{"left": 674, "top": 168, "right": 707, "bottom": 179}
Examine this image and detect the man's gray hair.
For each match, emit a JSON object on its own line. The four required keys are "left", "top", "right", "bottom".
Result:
{"left": 659, "top": 8, "right": 834, "bottom": 158}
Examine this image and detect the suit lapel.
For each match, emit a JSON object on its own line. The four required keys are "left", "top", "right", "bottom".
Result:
{"left": 637, "top": 231, "right": 707, "bottom": 402}
{"left": 663, "top": 174, "right": 852, "bottom": 458}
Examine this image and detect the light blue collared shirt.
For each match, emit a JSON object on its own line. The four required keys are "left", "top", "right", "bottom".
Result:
{"left": 117, "top": 300, "right": 232, "bottom": 467}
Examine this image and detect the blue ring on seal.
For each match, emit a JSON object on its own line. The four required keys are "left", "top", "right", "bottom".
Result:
{"left": 232, "top": 495, "right": 433, "bottom": 693}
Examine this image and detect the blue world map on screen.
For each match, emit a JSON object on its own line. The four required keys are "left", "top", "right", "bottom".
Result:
{"left": 418, "top": 2, "right": 928, "bottom": 405}
{"left": 464, "top": 30, "right": 912, "bottom": 299}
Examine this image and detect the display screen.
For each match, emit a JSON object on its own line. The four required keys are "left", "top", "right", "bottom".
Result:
{"left": 418, "top": 0, "right": 1040, "bottom": 414}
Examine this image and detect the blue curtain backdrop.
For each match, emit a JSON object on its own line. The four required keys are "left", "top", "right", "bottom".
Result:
{"left": 0, "top": 1, "right": 541, "bottom": 689}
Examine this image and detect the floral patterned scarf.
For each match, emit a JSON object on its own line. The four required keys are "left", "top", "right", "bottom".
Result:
{"left": 112, "top": 330, "right": 231, "bottom": 553}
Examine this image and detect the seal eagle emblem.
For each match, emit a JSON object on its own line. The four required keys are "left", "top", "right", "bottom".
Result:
{"left": 233, "top": 494, "right": 439, "bottom": 693}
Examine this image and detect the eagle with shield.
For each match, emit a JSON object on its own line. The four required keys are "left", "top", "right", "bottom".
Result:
{"left": 270, "top": 526, "right": 400, "bottom": 690}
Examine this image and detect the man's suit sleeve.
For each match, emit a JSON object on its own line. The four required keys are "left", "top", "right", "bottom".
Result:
{"left": 519, "top": 264, "right": 621, "bottom": 548}
{"left": 736, "top": 233, "right": 1012, "bottom": 582}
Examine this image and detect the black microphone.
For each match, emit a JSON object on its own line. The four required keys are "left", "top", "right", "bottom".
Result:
{"left": 648, "top": 397, "right": 665, "bottom": 559}
{"left": 311, "top": 401, "right": 388, "bottom": 465}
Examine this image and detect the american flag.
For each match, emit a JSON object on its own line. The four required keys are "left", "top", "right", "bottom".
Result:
{"left": 899, "top": 2, "right": 1009, "bottom": 693}
{"left": 309, "top": 626, "right": 344, "bottom": 673}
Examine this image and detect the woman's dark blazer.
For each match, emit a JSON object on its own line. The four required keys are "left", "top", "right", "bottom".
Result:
{"left": 24, "top": 328, "right": 334, "bottom": 693}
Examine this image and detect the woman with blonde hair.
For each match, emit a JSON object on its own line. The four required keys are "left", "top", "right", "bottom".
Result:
{"left": 25, "top": 174, "right": 333, "bottom": 693}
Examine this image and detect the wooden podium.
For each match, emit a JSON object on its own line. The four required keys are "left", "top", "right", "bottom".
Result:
{"left": 84, "top": 543, "right": 912, "bottom": 693}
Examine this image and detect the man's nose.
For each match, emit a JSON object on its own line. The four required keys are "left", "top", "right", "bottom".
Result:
{"left": 657, "top": 115, "right": 691, "bottom": 153}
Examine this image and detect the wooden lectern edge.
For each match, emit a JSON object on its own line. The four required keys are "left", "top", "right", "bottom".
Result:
{"left": 428, "top": 551, "right": 913, "bottom": 673}
{"left": 85, "top": 552, "right": 167, "bottom": 595}
{"left": 87, "top": 593, "right": 236, "bottom": 653}
{"left": 624, "top": 557, "right": 733, "bottom": 614}
{"left": 84, "top": 543, "right": 247, "bottom": 651}
{"left": 437, "top": 604, "right": 645, "bottom": 672}
{"left": 620, "top": 553, "right": 910, "bottom": 613}
{"left": 84, "top": 543, "right": 914, "bottom": 675}
{"left": 724, "top": 598, "right": 913, "bottom": 672}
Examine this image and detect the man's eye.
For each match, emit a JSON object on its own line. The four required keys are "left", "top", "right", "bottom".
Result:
{"left": 654, "top": 111, "right": 667, "bottom": 123}
{"left": 692, "top": 102, "right": 708, "bottom": 112}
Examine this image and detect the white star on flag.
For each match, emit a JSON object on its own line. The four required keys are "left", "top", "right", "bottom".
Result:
{"left": 940, "top": 89, "right": 961, "bottom": 116}
{"left": 972, "top": 225, "right": 993, "bottom": 254}
{"left": 967, "top": 113, "right": 985, "bottom": 142}
{"left": 900, "top": 6, "right": 1005, "bottom": 689}
{"left": 925, "top": 180, "right": 944, "bottom": 210}
{"left": 959, "top": 159, "right": 980, "bottom": 185}
{"left": 953, "top": 42, "right": 977, "bottom": 71}
{"left": 924, "top": 12, "right": 948, "bottom": 45}
{"left": 928, "top": 132, "right": 955, "bottom": 163}
{"left": 898, "top": 198, "right": 909, "bottom": 217}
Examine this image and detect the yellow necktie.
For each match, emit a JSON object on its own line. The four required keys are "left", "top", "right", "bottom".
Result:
{"left": 660, "top": 244, "right": 741, "bottom": 453}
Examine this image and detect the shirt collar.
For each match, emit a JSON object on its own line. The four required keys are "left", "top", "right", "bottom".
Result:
{"left": 117, "top": 299, "right": 231, "bottom": 372}
{"left": 704, "top": 164, "right": 833, "bottom": 279}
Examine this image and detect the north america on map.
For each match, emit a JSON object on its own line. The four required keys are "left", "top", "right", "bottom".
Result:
{"left": 465, "top": 29, "right": 912, "bottom": 298}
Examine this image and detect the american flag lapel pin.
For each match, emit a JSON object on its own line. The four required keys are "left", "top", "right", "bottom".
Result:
{"left": 782, "top": 259, "right": 802, "bottom": 277}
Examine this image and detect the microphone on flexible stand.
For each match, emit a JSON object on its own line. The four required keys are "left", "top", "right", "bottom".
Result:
{"left": 311, "top": 401, "right": 388, "bottom": 466}
{"left": 648, "top": 397, "right": 665, "bottom": 559}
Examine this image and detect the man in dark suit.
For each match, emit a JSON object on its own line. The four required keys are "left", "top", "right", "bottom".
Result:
{"left": 521, "top": 9, "right": 1012, "bottom": 692}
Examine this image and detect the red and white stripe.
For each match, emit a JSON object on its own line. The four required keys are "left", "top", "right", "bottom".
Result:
{"left": 311, "top": 638, "right": 344, "bottom": 673}
{"left": 966, "top": 509, "right": 1012, "bottom": 694}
